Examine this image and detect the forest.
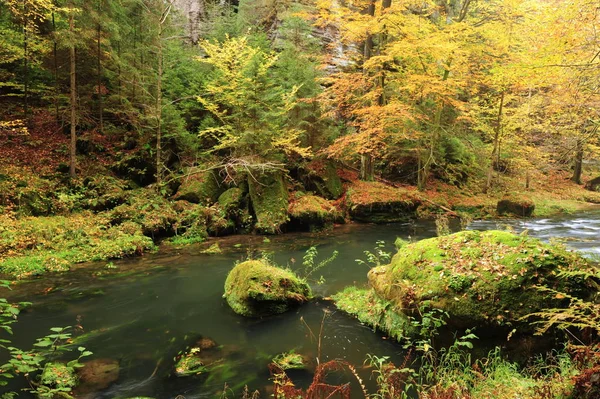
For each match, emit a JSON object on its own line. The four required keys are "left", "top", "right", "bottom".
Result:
{"left": 1, "top": 0, "right": 600, "bottom": 398}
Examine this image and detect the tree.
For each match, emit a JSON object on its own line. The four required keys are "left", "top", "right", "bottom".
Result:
{"left": 197, "top": 35, "right": 311, "bottom": 165}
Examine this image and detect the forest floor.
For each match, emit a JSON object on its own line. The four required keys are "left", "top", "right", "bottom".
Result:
{"left": 2, "top": 112, "right": 600, "bottom": 279}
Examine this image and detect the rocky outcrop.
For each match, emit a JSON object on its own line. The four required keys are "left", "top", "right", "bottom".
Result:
{"left": 173, "top": 0, "right": 205, "bottom": 44}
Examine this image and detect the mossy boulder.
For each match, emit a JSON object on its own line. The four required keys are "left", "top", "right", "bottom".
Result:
{"left": 76, "top": 358, "right": 120, "bottom": 393}
{"left": 345, "top": 181, "right": 420, "bottom": 223}
{"left": 367, "top": 230, "right": 596, "bottom": 330}
{"left": 272, "top": 350, "right": 309, "bottom": 370}
{"left": 173, "top": 169, "right": 222, "bottom": 205}
{"left": 288, "top": 193, "right": 342, "bottom": 231}
{"left": 301, "top": 160, "right": 343, "bottom": 200}
{"left": 223, "top": 260, "right": 311, "bottom": 317}
{"left": 218, "top": 187, "right": 245, "bottom": 213}
{"left": 82, "top": 175, "right": 128, "bottom": 211}
{"left": 248, "top": 173, "right": 289, "bottom": 234}
{"left": 39, "top": 362, "right": 78, "bottom": 393}
{"left": 333, "top": 286, "right": 414, "bottom": 341}
{"left": 497, "top": 195, "right": 535, "bottom": 217}
{"left": 109, "top": 188, "right": 178, "bottom": 237}
{"left": 174, "top": 336, "right": 220, "bottom": 377}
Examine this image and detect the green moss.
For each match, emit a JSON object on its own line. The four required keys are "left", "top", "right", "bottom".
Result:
{"left": 248, "top": 173, "right": 289, "bottom": 234}
{"left": 497, "top": 195, "right": 535, "bottom": 217}
{"left": 333, "top": 286, "right": 414, "bottom": 341}
{"left": 368, "top": 230, "right": 596, "bottom": 329}
{"left": 272, "top": 350, "right": 307, "bottom": 370}
{"left": 174, "top": 347, "right": 207, "bottom": 377}
{"left": 40, "top": 362, "right": 78, "bottom": 390}
{"left": 223, "top": 260, "right": 311, "bottom": 317}
{"left": 345, "top": 181, "right": 420, "bottom": 223}
{"left": 109, "top": 188, "right": 178, "bottom": 236}
{"left": 174, "top": 169, "right": 222, "bottom": 204}
{"left": 288, "top": 194, "right": 341, "bottom": 230}
{"left": 0, "top": 213, "right": 154, "bottom": 279}
{"left": 201, "top": 243, "right": 222, "bottom": 254}
{"left": 218, "top": 188, "right": 244, "bottom": 212}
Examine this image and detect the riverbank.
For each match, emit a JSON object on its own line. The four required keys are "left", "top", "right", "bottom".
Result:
{"left": 2, "top": 162, "right": 600, "bottom": 279}
{"left": 2, "top": 115, "right": 600, "bottom": 279}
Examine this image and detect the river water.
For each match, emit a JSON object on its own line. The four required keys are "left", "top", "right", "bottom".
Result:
{"left": 5, "top": 209, "right": 600, "bottom": 398}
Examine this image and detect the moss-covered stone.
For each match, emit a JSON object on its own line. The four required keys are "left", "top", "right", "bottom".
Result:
{"left": 272, "top": 350, "right": 309, "bottom": 370}
{"left": 173, "top": 169, "right": 222, "bottom": 205}
{"left": 223, "top": 260, "right": 311, "bottom": 317}
{"left": 248, "top": 173, "right": 289, "bottom": 234}
{"left": 332, "top": 286, "right": 414, "bottom": 341}
{"left": 345, "top": 181, "right": 421, "bottom": 223}
{"left": 367, "top": 230, "right": 596, "bottom": 330}
{"left": 301, "top": 160, "right": 343, "bottom": 200}
{"left": 585, "top": 176, "right": 600, "bottom": 192}
{"left": 497, "top": 195, "right": 535, "bottom": 217}
{"left": 218, "top": 188, "right": 244, "bottom": 213}
{"left": 109, "top": 188, "right": 178, "bottom": 237}
{"left": 288, "top": 193, "right": 342, "bottom": 231}
{"left": 39, "top": 362, "right": 78, "bottom": 391}
{"left": 174, "top": 347, "right": 208, "bottom": 377}
{"left": 82, "top": 175, "right": 128, "bottom": 211}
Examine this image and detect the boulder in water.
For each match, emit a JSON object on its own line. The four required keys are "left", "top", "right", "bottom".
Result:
{"left": 223, "top": 260, "right": 311, "bottom": 317}
{"left": 497, "top": 195, "right": 535, "bottom": 217}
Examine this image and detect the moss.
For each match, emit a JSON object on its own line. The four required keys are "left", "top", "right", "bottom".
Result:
{"left": 80, "top": 175, "right": 128, "bottom": 211}
{"left": 288, "top": 193, "right": 341, "bottom": 230}
{"left": 174, "top": 347, "right": 207, "bottom": 377}
{"left": 223, "top": 260, "right": 311, "bottom": 317}
{"left": 201, "top": 243, "right": 222, "bottom": 254}
{"left": 218, "top": 188, "right": 244, "bottom": 212}
{"left": 497, "top": 195, "right": 535, "bottom": 217}
{"left": 367, "top": 230, "right": 596, "bottom": 330}
{"left": 248, "top": 173, "right": 289, "bottom": 234}
{"left": 109, "top": 188, "right": 178, "bottom": 237}
{"left": 272, "top": 350, "right": 307, "bottom": 370}
{"left": 40, "top": 362, "right": 78, "bottom": 391}
{"left": 345, "top": 181, "right": 420, "bottom": 223}
{"left": 333, "top": 286, "right": 414, "bottom": 341}
{"left": 0, "top": 212, "right": 154, "bottom": 279}
{"left": 173, "top": 169, "right": 222, "bottom": 205}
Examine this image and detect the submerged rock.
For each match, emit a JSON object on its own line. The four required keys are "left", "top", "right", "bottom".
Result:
{"left": 223, "top": 260, "right": 311, "bottom": 317}
{"left": 497, "top": 195, "right": 535, "bottom": 217}
{"left": 345, "top": 181, "right": 420, "bottom": 223}
{"left": 272, "top": 350, "right": 310, "bottom": 370}
{"left": 76, "top": 358, "right": 120, "bottom": 393}
{"left": 367, "top": 230, "right": 596, "bottom": 330}
{"left": 174, "top": 336, "right": 221, "bottom": 377}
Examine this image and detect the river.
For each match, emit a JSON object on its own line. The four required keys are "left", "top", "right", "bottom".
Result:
{"left": 5, "top": 209, "right": 600, "bottom": 398}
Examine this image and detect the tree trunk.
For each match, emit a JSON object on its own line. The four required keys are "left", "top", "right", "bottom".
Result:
{"left": 156, "top": 26, "right": 163, "bottom": 187}
{"left": 23, "top": 0, "right": 29, "bottom": 126}
{"left": 485, "top": 91, "right": 505, "bottom": 193}
{"left": 97, "top": 0, "right": 103, "bottom": 133}
{"left": 359, "top": 0, "right": 376, "bottom": 181}
{"left": 52, "top": 12, "right": 59, "bottom": 123}
{"left": 69, "top": 7, "right": 77, "bottom": 178}
{"left": 572, "top": 138, "right": 584, "bottom": 184}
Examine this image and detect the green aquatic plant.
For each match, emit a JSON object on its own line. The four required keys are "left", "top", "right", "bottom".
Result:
{"left": 301, "top": 246, "right": 338, "bottom": 284}
{"left": 355, "top": 240, "right": 391, "bottom": 267}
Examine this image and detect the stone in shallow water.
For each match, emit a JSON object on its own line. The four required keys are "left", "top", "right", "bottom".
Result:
{"left": 76, "top": 358, "right": 120, "bottom": 394}
{"left": 223, "top": 260, "right": 311, "bottom": 317}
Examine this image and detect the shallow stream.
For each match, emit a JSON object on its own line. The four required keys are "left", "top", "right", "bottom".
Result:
{"left": 5, "top": 209, "right": 600, "bottom": 398}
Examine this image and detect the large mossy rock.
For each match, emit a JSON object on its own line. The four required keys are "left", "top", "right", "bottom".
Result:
{"left": 367, "top": 230, "right": 596, "bottom": 330}
{"left": 288, "top": 193, "right": 343, "bottom": 231}
{"left": 300, "top": 160, "right": 343, "bottom": 200}
{"left": 248, "top": 173, "right": 289, "bottom": 234}
{"left": 223, "top": 260, "right": 311, "bottom": 317}
{"left": 173, "top": 169, "right": 222, "bottom": 205}
{"left": 345, "top": 181, "right": 420, "bottom": 223}
{"left": 497, "top": 195, "right": 535, "bottom": 217}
